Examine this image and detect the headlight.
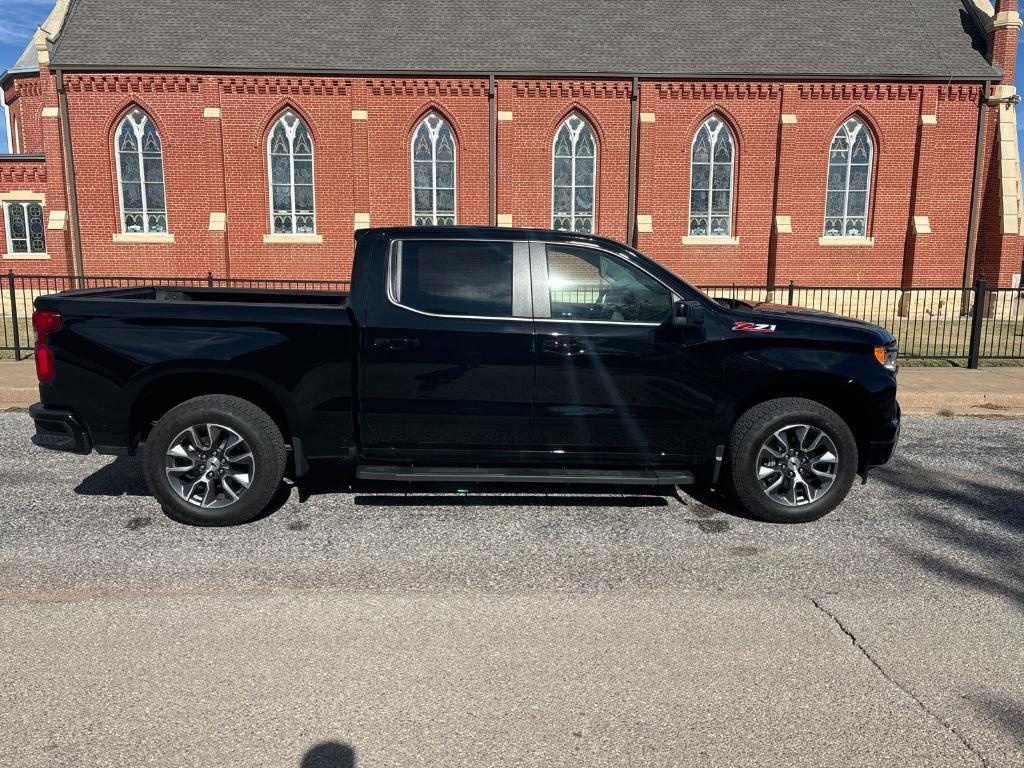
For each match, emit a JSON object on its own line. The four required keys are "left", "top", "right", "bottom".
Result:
{"left": 874, "top": 342, "right": 898, "bottom": 372}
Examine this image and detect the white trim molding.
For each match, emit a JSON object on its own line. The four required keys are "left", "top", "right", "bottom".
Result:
{"left": 3, "top": 252, "right": 50, "bottom": 260}
{"left": 682, "top": 235, "right": 740, "bottom": 246}
{"left": 41, "top": 106, "right": 59, "bottom": 118}
{"left": 263, "top": 233, "right": 323, "bottom": 244}
{"left": 639, "top": 112, "right": 656, "bottom": 123}
{"left": 497, "top": 213, "right": 513, "bottom": 227}
{"left": 497, "top": 111, "right": 514, "bottom": 122}
{"left": 203, "top": 107, "right": 221, "bottom": 119}
{"left": 780, "top": 113, "right": 798, "bottom": 125}
{"left": 113, "top": 232, "right": 175, "bottom": 243}
{"left": 818, "top": 236, "right": 875, "bottom": 246}
{"left": 912, "top": 215, "right": 932, "bottom": 235}
{"left": 0, "top": 191, "right": 45, "bottom": 203}
{"left": 775, "top": 215, "right": 793, "bottom": 234}
{"left": 208, "top": 212, "right": 227, "bottom": 231}
{"left": 636, "top": 214, "right": 653, "bottom": 233}
{"left": 354, "top": 212, "right": 370, "bottom": 230}
{"left": 920, "top": 114, "right": 938, "bottom": 126}
{"left": 351, "top": 110, "right": 368, "bottom": 121}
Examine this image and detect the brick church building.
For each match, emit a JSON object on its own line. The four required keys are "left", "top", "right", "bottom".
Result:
{"left": 1, "top": 0, "right": 1022, "bottom": 288}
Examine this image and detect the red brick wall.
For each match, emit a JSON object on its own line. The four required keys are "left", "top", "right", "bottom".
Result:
{"left": 497, "top": 80, "right": 632, "bottom": 240}
{"left": 1, "top": 68, "right": 1018, "bottom": 287}
{"left": 2, "top": 75, "right": 45, "bottom": 155}
{"left": 636, "top": 82, "right": 781, "bottom": 285}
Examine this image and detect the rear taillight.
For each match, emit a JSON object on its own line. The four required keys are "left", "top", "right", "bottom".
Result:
{"left": 32, "top": 309, "right": 62, "bottom": 385}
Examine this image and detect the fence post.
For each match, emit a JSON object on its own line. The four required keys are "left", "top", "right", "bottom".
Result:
{"left": 7, "top": 270, "right": 21, "bottom": 361}
{"left": 787, "top": 280, "right": 795, "bottom": 306}
{"left": 207, "top": 271, "right": 214, "bottom": 288}
{"left": 967, "top": 276, "right": 986, "bottom": 369}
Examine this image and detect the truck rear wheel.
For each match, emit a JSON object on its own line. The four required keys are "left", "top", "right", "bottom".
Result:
{"left": 142, "top": 395, "right": 287, "bottom": 526}
{"left": 728, "top": 397, "right": 857, "bottom": 523}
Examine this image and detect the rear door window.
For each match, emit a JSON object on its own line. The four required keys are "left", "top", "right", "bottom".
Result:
{"left": 391, "top": 240, "right": 515, "bottom": 317}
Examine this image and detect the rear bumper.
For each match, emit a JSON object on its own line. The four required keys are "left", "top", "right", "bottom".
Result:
{"left": 29, "top": 403, "right": 92, "bottom": 455}
{"left": 865, "top": 401, "right": 901, "bottom": 467}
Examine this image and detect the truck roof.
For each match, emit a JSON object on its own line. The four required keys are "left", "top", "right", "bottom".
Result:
{"left": 354, "top": 225, "right": 632, "bottom": 251}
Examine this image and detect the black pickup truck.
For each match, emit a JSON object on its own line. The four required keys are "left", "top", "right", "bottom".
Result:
{"left": 29, "top": 227, "right": 900, "bottom": 525}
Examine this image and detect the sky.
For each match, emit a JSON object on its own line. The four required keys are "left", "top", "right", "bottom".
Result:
{"left": 0, "top": 1, "right": 1022, "bottom": 153}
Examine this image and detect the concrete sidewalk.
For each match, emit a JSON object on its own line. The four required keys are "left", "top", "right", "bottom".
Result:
{"left": 2, "top": 360, "right": 1023, "bottom": 415}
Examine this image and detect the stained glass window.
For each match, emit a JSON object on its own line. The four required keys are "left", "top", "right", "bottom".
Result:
{"left": 268, "top": 111, "right": 316, "bottom": 234}
{"left": 4, "top": 201, "right": 46, "bottom": 254}
{"left": 411, "top": 113, "right": 456, "bottom": 226}
{"left": 552, "top": 114, "right": 596, "bottom": 233}
{"left": 824, "top": 117, "right": 873, "bottom": 238}
{"left": 115, "top": 109, "right": 167, "bottom": 234}
{"left": 689, "top": 116, "right": 734, "bottom": 237}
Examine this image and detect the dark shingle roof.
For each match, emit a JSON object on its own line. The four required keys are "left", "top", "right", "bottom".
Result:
{"left": 47, "top": 0, "right": 998, "bottom": 81}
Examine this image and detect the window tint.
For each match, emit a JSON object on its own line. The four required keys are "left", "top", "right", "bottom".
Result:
{"left": 392, "top": 241, "right": 513, "bottom": 317}
{"left": 545, "top": 245, "right": 672, "bottom": 323}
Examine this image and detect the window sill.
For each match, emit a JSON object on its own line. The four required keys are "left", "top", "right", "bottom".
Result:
{"left": 113, "top": 232, "right": 175, "bottom": 244}
{"left": 2, "top": 252, "right": 50, "bottom": 260}
{"left": 818, "top": 236, "right": 874, "bottom": 247}
{"left": 263, "top": 233, "right": 324, "bottom": 245}
{"left": 682, "top": 235, "right": 740, "bottom": 246}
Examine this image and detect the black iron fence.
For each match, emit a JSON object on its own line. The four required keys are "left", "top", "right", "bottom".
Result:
{"left": 2, "top": 270, "right": 1022, "bottom": 365}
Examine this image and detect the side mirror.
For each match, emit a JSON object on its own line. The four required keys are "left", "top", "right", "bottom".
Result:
{"left": 672, "top": 300, "right": 705, "bottom": 328}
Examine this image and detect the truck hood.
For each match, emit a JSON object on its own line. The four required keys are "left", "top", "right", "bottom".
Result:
{"left": 723, "top": 300, "right": 896, "bottom": 343}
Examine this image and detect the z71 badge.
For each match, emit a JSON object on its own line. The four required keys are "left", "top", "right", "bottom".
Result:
{"left": 733, "top": 321, "right": 777, "bottom": 333}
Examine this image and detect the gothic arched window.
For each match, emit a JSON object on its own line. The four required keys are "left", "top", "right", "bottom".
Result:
{"left": 115, "top": 109, "right": 167, "bottom": 233}
{"left": 412, "top": 113, "right": 456, "bottom": 225}
{"left": 268, "top": 111, "right": 316, "bottom": 234}
{"left": 552, "top": 113, "right": 596, "bottom": 233}
{"left": 824, "top": 117, "right": 873, "bottom": 237}
{"left": 689, "top": 115, "right": 735, "bottom": 237}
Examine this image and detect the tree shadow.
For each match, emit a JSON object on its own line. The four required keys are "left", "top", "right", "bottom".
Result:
{"left": 301, "top": 741, "right": 355, "bottom": 768}
{"left": 873, "top": 455, "right": 1024, "bottom": 611}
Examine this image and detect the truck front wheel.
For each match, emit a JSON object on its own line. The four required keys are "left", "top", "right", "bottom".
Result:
{"left": 728, "top": 397, "right": 858, "bottom": 523}
{"left": 142, "top": 395, "right": 287, "bottom": 526}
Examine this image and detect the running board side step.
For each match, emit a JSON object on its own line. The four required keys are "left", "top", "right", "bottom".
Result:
{"left": 355, "top": 466, "right": 694, "bottom": 486}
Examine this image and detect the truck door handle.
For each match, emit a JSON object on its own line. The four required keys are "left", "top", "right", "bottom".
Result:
{"left": 542, "top": 337, "right": 586, "bottom": 356}
{"left": 373, "top": 336, "right": 420, "bottom": 351}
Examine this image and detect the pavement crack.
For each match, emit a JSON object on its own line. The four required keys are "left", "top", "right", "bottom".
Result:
{"left": 810, "top": 597, "right": 988, "bottom": 768}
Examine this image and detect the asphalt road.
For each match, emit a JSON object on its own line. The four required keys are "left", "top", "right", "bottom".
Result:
{"left": 1, "top": 412, "right": 1022, "bottom": 767}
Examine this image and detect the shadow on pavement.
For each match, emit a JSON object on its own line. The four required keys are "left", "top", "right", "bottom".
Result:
{"left": 73, "top": 453, "right": 768, "bottom": 522}
{"left": 875, "top": 454, "right": 1024, "bottom": 609}
{"left": 302, "top": 741, "right": 355, "bottom": 768}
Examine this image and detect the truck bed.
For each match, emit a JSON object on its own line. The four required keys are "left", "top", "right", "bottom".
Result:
{"left": 46, "top": 285, "right": 350, "bottom": 307}
{"left": 34, "top": 283, "right": 356, "bottom": 461}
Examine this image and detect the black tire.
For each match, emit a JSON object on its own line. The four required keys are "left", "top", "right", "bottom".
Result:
{"left": 142, "top": 395, "right": 286, "bottom": 526}
{"left": 727, "top": 397, "right": 857, "bottom": 524}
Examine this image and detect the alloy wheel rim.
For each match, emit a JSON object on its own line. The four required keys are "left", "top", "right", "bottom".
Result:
{"left": 755, "top": 424, "right": 839, "bottom": 507}
{"left": 165, "top": 423, "right": 255, "bottom": 509}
